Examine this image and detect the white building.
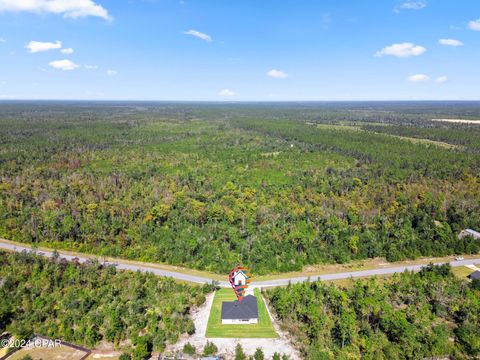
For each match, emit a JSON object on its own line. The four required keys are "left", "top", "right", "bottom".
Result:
{"left": 459, "top": 229, "right": 480, "bottom": 240}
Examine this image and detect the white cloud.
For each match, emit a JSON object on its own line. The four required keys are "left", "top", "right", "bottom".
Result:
{"left": 26, "top": 40, "right": 61, "bottom": 53}
{"left": 49, "top": 59, "right": 79, "bottom": 70}
{"left": 60, "top": 47, "right": 74, "bottom": 54}
{"left": 407, "top": 74, "right": 430, "bottom": 82}
{"left": 469, "top": 19, "right": 480, "bottom": 31}
{"left": 436, "top": 76, "right": 448, "bottom": 84}
{"left": 376, "top": 42, "right": 426, "bottom": 58}
{"left": 218, "top": 89, "right": 236, "bottom": 97}
{"left": 0, "top": 37, "right": 5, "bottom": 43}
{"left": 84, "top": 64, "right": 98, "bottom": 69}
{"left": 106, "top": 69, "right": 117, "bottom": 76}
{"left": 394, "top": 1, "right": 427, "bottom": 13}
{"left": 267, "top": 69, "right": 290, "bottom": 79}
{"left": 439, "top": 39, "right": 463, "bottom": 47}
{"left": 183, "top": 30, "right": 212, "bottom": 42}
{"left": 0, "top": 0, "right": 111, "bottom": 20}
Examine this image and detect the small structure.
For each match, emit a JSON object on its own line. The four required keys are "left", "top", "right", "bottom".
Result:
{"left": 221, "top": 295, "right": 258, "bottom": 324}
{"left": 468, "top": 270, "right": 480, "bottom": 281}
{"left": 228, "top": 266, "right": 252, "bottom": 302}
{"left": 459, "top": 229, "right": 480, "bottom": 240}
{"left": 231, "top": 269, "right": 247, "bottom": 286}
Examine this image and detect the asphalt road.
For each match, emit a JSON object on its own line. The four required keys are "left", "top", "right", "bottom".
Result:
{"left": 1, "top": 240, "right": 480, "bottom": 288}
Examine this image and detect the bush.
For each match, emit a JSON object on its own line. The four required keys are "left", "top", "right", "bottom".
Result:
{"left": 235, "top": 343, "right": 246, "bottom": 360}
{"left": 471, "top": 278, "right": 480, "bottom": 290}
{"left": 10, "top": 323, "right": 32, "bottom": 341}
{"left": 183, "top": 342, "right": 196, "bottom": 356}
{"left": 132, "top": 336, "right": 151, "bottom": 360}
{"left": 185, "top": 320, "right": 196, "bottom": 335}
{"left": 119, "top": 354, "right": 131, "bottom": 360}
{"left": 254, "top": 347, "right": 265, "bottom": 360}
{"left": 203, "top": 341, "right": 218, "bottom": 356}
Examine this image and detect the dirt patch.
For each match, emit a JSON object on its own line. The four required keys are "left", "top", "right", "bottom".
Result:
{"left": 432, "top": 119, "right": 480, "bottom": 124}
{"left": 88, "top": 354, "right": 121, "bottom": 359}
{"left": 6, "top": 345, "right": 88, "bottom": 360}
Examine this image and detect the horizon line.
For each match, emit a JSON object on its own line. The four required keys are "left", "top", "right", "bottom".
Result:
{"left": 1, "top": 99, "right": 480, "bottom": 103}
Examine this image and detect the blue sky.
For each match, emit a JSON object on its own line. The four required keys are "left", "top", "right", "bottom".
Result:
{"left": 0, "top": 0, "right": 479, "bottom": 101}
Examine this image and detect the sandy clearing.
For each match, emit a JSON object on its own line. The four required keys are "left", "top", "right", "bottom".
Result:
{"left": 387, "top": 134, "right": 458, "bottom": 149}
{"left": 89, "top": 353, "right": 121, "bottom": 359}
{"left": 432, "top": 119, "right": 480, "bottom": 124}
{"left": 7, "top": 345, "right": 87, "bottom": 360}
{"left": 168, "top": 292, "right": 301, "bottom": 359}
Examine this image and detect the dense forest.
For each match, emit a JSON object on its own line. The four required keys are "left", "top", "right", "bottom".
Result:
{"left": 266, "top": 264, "right": 480, "bottom": 359}
{"left": 0, "top": 250, "right": 211, "bottom": 358}
{"left": 1, "top": 102, "right": 480, "bottom": 274}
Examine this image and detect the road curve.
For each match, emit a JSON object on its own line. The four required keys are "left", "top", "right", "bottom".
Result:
{"left": 1, "top": 240, "right": 479, "bottom": 288}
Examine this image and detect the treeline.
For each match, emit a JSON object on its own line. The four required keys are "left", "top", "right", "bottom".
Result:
{"left": 360, "top": 124, "right": 480, "bottom": 152}
{"left": 233, "top": 118, "right": 480, "bottom": 181}
{"left": 266, "top": 264, "right": 480, "bottom": 359}
{"left": 0, "top": 251, "right": 212, "bottom": 358}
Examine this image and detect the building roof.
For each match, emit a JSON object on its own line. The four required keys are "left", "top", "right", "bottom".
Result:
{"left": 468, "top": 270, "right": 480, "bottom": 280}
{"left": 465, "top": 229, "right": 480, "bottom": 238}
{"left": 233, "top": 271, "right": 247, "bottom": 280}
{"left": 221, "top": 295, "right": 258, "bottom": 320}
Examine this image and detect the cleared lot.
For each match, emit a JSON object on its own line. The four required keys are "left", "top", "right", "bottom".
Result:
{"left": 432, "top": 118, "right": 480, "bottom": 124}
{"left": 206, "top": 288, "right": 277, "bottom": 338}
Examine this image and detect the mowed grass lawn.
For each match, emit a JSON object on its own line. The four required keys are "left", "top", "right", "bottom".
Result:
{"left": 206, "top": 288, "right": 278, "bottom": 338}
{"left": 452, "top": 265, "right": 475, "bottom": 279}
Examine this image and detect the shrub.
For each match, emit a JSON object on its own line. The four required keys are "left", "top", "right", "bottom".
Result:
{"left": 235, "top": 343, "right": 246, "bottom": 360}
{"left": 203, "top": 341, "right": 218, "bottom": 356}
{"left": 183, "top": 342, "right": 196, "bottom": 356}
{"left": 254, "top": 347, "right": 265, "bottom": 360}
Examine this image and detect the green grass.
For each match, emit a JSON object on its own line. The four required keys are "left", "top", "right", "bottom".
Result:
{"left": 205, "top": 288, "right": 278, "bottom": 338}
{"left": 452, "top": 265, "right": 475, "bottom": 279}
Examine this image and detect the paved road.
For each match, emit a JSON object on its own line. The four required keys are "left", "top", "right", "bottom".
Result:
{"left": 256, "top": 258, "right": 480, "bottom": 287}
{"left": 1, "top": 240, "right": 479, "bottom": 287}
{"left": 0, "top": 240, "right": 229, "bottom": 286}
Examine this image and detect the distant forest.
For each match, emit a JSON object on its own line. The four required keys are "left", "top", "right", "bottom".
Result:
{"left": 1, "top": 102, "right": 480, "bottom": 274}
